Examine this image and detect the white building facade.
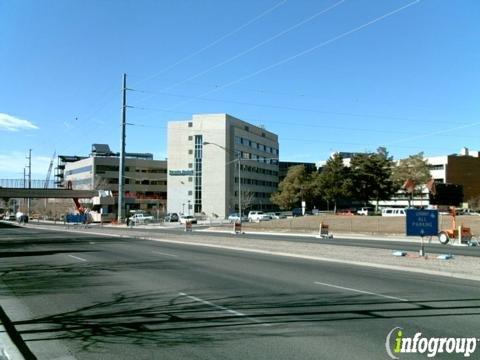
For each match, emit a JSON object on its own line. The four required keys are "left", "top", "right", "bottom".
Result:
{"left": 167, "top": 114, "right": 279, "bottom": 219}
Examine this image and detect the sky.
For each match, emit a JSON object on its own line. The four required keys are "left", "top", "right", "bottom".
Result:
{"left": 1, "top": 0, "right": 479, "bottom": 179}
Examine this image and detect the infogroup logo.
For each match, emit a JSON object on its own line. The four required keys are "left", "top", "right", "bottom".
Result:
{"left": 385, "top": 327, "right": 479, "bottom": 359}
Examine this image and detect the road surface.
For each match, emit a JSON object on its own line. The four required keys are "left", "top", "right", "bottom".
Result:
{"left": 0, "top": 223, "right": 479, "bottom": 359}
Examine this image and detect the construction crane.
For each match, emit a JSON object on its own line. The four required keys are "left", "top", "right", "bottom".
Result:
{"left": 44, "top": 151, "right": 56, "bottom": 189}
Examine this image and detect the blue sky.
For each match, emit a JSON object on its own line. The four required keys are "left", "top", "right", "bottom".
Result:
{"left": 1, "top": 0, "right": 479, "bottom": 178}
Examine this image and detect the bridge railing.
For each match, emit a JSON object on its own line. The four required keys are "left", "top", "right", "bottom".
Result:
{"left": 0, "top": 179, "right": 57, "bottom": 189}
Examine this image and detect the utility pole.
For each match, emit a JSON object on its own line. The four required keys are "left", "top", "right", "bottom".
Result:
{"left": 117, "top": 73, "right": 127, "bottom": 223}
{"left": 27, "top": 149, "right": 32, "bottom": 217}
{"left": 238, "top": 154, "right": 241, "bottom": 220}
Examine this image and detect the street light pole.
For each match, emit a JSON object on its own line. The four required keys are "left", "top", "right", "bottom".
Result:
{"left": 237, "top": 154, "right": 241, "bottom": 220}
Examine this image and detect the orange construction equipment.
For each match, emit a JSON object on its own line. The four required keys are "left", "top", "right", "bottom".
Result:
{"left": 73, "top": 198, "right": 86, "bottom": 214}
{"left": 438, "top": 207, "right": 472, "bottom": 244}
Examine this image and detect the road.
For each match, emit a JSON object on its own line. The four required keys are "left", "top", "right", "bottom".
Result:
{"left": 0, "top": 223, "right": 479, "bottom": 359}
{"left": 31, "top": 220, "right": 480, "bottom": 257}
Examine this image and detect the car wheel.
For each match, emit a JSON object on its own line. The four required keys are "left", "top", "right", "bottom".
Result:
{"left": 438, "top": 231, "right": 449, "bottom": 245}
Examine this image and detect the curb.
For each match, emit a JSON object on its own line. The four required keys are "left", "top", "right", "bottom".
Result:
{"left": 22, "top": 224, "right": 480, "bottom": 283}
{"left": 197, "top": 228, "right": 421, "bottom": 244}
{"left": 0, "top": 305, "right": 35, "bottom": 360}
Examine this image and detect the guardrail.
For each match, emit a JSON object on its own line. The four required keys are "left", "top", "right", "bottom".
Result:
{"left": 0, "top": 179, "right": 56, "bottom": 189}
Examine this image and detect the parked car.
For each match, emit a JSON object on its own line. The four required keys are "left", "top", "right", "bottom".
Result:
{"left": 179, "top": 215, "right": 197, "bottom": 224}
{"left": 248, "top": 211, "right": 271, "bottom": 222}
{"left": 228, "top": 213, "right": 248, "bottom": 223}
{"left": 381, "top": 208, "right": 406, "bottom": 217}
{"left": 128, "top": 213, "right": 154, "bottom": 224}
{"left": 164, "top": 213, "right": 179, "bottom": 222}
{"left": 336, "top": 209, "right": 355, "bottom": 216}
{"left": 357, "top": 207, "right": 373, "bottom": 216}
{"left": 264, "top": 212, "right": 280, "bottom": 219}
{"left": 292, "top": 208, "right": 303, "bottom": 217}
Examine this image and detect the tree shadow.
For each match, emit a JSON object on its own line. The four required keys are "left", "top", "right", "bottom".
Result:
{"left": 9, "top": 290, "right": 480, "bottom": 352}
{"left": 0, "top": 260, "right": 184, "bottom": 297}
{"left": 0, "top": 249, "right": 96, "bottom": 258}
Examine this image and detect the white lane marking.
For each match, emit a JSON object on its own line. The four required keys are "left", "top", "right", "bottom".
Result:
{"left": 29, "top": 225, "right": 480, "bottom": 283}
{"left": 178, "top": 292, "right": 267, "bottom": 325}
{"left": 314, "top": 281, "right": 408, "bottom": 302}
{"left": 152, "top": 250, "right": 178, "bottom": 257}
{"left": 68, "top": 255, "right": 87, "bottom": 262}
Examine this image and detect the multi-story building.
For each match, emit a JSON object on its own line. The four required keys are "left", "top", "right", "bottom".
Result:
{"left": 63, "top": 144, "right": 167, "bottom": 215}
{"left": 380, "top": 148, "right": 480, "bottom": 208}
{"left": 167, "top": 114, "right": 279, "bottom": 218}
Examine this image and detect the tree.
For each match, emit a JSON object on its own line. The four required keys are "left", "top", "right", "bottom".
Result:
{"left": 350, "top": 148, "right": 396, "bottom": 212}
{"left": 271, "top": 165, "right": 313, "bottom": 210}
{"left": 316, "top": 153, "right": 351, "bottom": 213}
{"left": 392, "top": 152, "right": 431, "bottom": 207}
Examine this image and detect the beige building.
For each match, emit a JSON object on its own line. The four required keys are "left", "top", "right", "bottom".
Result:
{"left": 63, "top": 144, "right": 167, "bottom": 215}
{"left": 167, "top": 114, "right": 279, "bottom": 218}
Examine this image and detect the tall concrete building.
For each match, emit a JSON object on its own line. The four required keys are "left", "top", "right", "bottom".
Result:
{"left": 167, "top": 114, "right": 279, "bottom": 218}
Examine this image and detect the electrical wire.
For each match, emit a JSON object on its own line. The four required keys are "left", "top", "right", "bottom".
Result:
{"left": 158, "top": 0, "right": 421, "bottom": 112}
{"left": 133, "top": 0, "right": 345, "bottom": 105}
{"left": 132, "top": 0, "right": 288, "bottom": 87}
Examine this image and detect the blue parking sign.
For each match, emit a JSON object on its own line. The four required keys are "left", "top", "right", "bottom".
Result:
{"left": 406, "top": 209, "right": 439, "bottom": 236}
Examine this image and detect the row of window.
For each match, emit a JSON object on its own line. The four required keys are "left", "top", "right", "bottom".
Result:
{"left": 237, "top": 151, "right": 278, "bottom": 164}
{"left": 66, "top": 165, "right": 92, "bottom": 176}
{"left": 240, "top": 164, "right": 279, "bottom": 176}
{"left": 70, "top": 178, "right": 92, "bottom": 185}
{"left": 96, "top": 165, "right": 167, "bottom": 174}
{"left": 428, "top": 164, "right": 445, "bottom": 171}
{"left": 234, "top": 177, "right": 278, "bottom": 187}
{"left": 106, "top": 179, "right": 166, "bottom": 186}
{"left": 234, "top": 136, "right": 278, "bottom": 155}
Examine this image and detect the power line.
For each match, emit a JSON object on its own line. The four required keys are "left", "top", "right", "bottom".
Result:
{"left": 132, "top": 0, "right": 288, "bottom": 87}
{"left": 159, "top": 0, "right": 421, "bottom": 112}
{"left": 133, "top": 0, "right": 345, "bottom": 105}
{"left": 130, "top": 87, "right": 468, "bottom": 125}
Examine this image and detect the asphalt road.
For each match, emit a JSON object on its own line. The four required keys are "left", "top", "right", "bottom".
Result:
{"left": 0, "top": 223, "right": 479, "bottom": 359}
{"left": 29, "top": 220, "right": 480, "bottom": 257}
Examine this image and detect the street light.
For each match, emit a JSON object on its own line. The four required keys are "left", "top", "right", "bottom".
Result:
{"left": 203, "top": 141, "right": 242, "bottom": 221}
{"left": 203, "top": 141, "right": 279, "bottom": 221}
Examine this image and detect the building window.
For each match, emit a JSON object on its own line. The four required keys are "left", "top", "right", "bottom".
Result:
{"left": 428, "top": 164, "right": 445, "bottom": 170}
{"left": 188, "top": 190, "right": 192, "bottom": 195}
{"left": 261, "top": 132, "right": 266, "bottom": 138}
{"left": 244, "top": 125, "right": 249, "bottom": 132}
{"left": 188, "top": 177, "right": 193, "bottom": 182}
{"left": 194, "top": 135, "right": 203, "bottom": 213}
{"left": 188, "top": 136, "right": 193, "bottom": 141}
{"left": 188, "top": 163, "right": 193, "bottom": 168}
{"left": 188, "top": 149, "right": 193, "bottom": 155}
{"left": 188, "top": 122, "right": 193, "bottom": 127}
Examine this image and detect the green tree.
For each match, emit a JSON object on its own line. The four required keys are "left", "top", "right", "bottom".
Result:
{"left": 350, "top": 148, "right": 396, "bottom": 212}
{"left": 392, "top": 152, "right": 431, "bottom": 207}
{"left": 271, "top": 165, "right": 313, "bottom": 210}
{"left": 316, "top": 153, "right": 351, "bottom": 213}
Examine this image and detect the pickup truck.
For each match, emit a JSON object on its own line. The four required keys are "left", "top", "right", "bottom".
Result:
{"left": 129, "top": 213, "right": 154, "bottom": 224}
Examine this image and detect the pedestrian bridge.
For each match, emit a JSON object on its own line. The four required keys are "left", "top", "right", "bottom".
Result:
{"left": 0, "top": 188, "right": 98, "bottom": 199}
{"left": 0, "top": 179, "right": 97, "bottom": 199}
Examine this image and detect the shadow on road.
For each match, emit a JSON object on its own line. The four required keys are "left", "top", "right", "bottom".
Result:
{"left": 8, "top": 291, "right": 480, "bottom": 351}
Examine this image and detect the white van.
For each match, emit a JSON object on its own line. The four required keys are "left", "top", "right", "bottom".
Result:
{"left": 381, "top": 208, "right": 406, "bottom": 217}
